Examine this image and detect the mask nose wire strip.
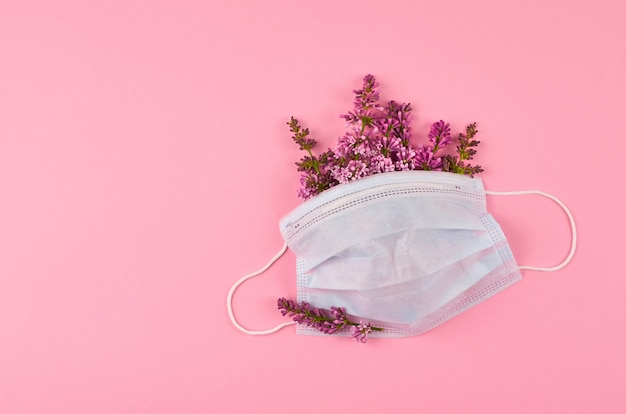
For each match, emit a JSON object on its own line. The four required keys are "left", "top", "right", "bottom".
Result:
{"left": 485, "top": 190, "right": 577, "bottom": 272}
{"left": 227, "top": 242, "right": 296, "bottom": 335}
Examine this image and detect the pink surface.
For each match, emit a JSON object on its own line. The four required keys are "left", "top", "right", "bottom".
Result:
{"left": 1, "top": 1, "right": 625, "bottom": 413}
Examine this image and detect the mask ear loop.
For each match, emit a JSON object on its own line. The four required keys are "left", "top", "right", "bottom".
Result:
{"left": 485, "top": 190, "right": 577, "bottom": 272}
{"left": 227, "top": 242, "right": 296, "bottom": 335}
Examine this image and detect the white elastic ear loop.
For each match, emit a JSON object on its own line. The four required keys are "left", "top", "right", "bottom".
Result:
{"left": 485, "top": 190, "right": 577, "bottom": 272}
{"left": 227, "top": 242, "right": 296, "bottom": 335}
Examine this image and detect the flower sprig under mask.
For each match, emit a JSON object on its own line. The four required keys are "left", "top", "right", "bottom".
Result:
{"left": 277, "top": 298, "right": 383, "bottom": 343}
{"left": 289, "top": 74, "right": 483, "bottom": 200}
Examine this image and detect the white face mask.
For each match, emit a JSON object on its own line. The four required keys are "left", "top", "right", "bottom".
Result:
{"left": 227, "top": 171, "right": 577, "bottom": 338}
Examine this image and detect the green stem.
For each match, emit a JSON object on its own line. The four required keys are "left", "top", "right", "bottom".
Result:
{"left": 305, "top": 147, "right": 320, "bottom": 174}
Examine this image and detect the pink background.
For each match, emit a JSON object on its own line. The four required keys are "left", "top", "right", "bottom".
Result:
{"left": 1, "top": 1, "right": 625, "bottom": 413}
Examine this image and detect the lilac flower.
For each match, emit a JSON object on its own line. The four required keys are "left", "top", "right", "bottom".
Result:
{"left": 340, "top": 75, "right": 382, "bottom": 128}
{"left": 385, "top": 101, "right": 413, "bottom": 144}
{"left": 377, "top": 135, "right": 402, "bottom": 157}
{"left": 289, "top": 75, "right": 482, "bottom": 199}
{"left": 277, "top": 298, "right": 382, "bottom": 343}
{"left": 336, "top": 132, "right": 357, "bottom": 152}
{"left": 330, "top": 306, "right": 349, "bottom": 330}
{"left": 354, "top": 139, "right": 373, "bottom": 157}
{"left": 352, "top": 74, "right": 380, "bottom": 111}
{"left": 395, "top": 147, "right": 416, "bottom": 171}
{"left": 277, "top": 298, "right": 297, "bottom": 317}
{"left": 296, "top": 163, "right": 336, "bottom": 200}
{"left": 350, "top": 322, "right": 373, "bottom": 343}
{"left": 332, "top": 159, "right": 370, "bottom": 184}
{"left": 428, "top": 120, "right": 452, "bottom": 151}
{"left": 441, "top": 123, "right": 483, "bottom": 176}
{"left": 372, "top": 154, "right": 395, "bottom": 173}
{"left": 296, "top": 174, "right": 317, "bottom": 199}
{"left": 330, "top": 306, "right": 347, "bottom": 320}
{"left": 375, "top": 118, "right": 399, "bottom": 140}
{"left": 415, "top": 145, "right": 442, "bottom": 170}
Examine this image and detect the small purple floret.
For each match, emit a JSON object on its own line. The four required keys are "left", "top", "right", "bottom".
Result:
{"left": 350, "top": 322, "right": 373, "bottom": 343}
{"left": 428, "top": 120, "right": 452, "bottom": 150}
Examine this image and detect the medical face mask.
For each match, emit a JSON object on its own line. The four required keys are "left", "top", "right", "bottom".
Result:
{"left": 227, "top": 171, "right": 577, "bottom": 339}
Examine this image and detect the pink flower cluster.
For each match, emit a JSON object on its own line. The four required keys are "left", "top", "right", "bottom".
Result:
{"left": 290, "top": 74, "right": 482, "bottom": 200}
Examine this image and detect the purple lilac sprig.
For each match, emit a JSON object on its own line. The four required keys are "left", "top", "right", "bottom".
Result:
{"left": 441, "top": 122, "right": 484, "bottom": 176}
{"left": 340, "top": 73, "right": 382, "bottom": 128}
{"left": 288, "top": 117, "right": 337, "bottom": 199}
{"left": 333, "top": 80, "right": 419, "bottom": 183}
{"left": 350, "top": 322, "right": 373, "bottom": 344}
{"left": 289, "top": 75, "right": 483, "bottom": 199}
{"left": 414, "top": 119, "right": 451, "bottom": 171}
{"left": 277, "top": 298, "right": 382, "bottom": 343}
{"left": 428, "top": 119, "right": 452, "bottom": 151}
